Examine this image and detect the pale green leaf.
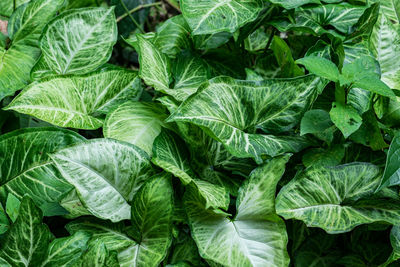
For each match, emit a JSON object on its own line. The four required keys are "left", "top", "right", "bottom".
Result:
{"left": 42, "top": 231, "right": 91, "bottom": 267}
{"left": 0, "top": 0, "right": 64, "bottom": 101}
{"left": 51, "top": 139, "right": 153, "bottom": 222}
{"left": 103, "top": 101, "right": 167, "bottom": 156}
{"left": 0, "top": 196, "right": 52, "bottom": 267}
{"left": 180, "top": 0, "right": 263, "bottom": 35}
{"left": 0, "top": 127, "right": 84, "bottom": 213}
{"left": 168, "top": 76, "right": 324, "bottom": 162}
{"left": 59, "top": 189, "right": 91, "bottom": 219}
{"left": 41, "top": 7, "right": 117, "bottom": 75}
{"left": 5, "top": 194, "right": 20, "bottom": 223}
{"left": 276, "top": 163, "right": 400, "bottom": 233}
{"left": 381, "top": 0, "right": 400, "bottom": 24}
{"left": 6, "top": 68, "right": 141, "bottom": 130}
{"left": 77, "top": 240, "right": 119, "bottom": 267}
{"left": 185, "top": 156, "right": 291, "bottom": 267}
{"left": 370, "top": 14, "right": 400, "bottom": 90}
{"left": 0, "top": 0, "right": 29, "bottom": 17}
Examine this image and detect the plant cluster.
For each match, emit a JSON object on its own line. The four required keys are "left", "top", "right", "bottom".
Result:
{"left": 1, "top": 0, "right": 400, "bottom": 266}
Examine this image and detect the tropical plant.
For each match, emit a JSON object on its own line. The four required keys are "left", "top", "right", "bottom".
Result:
{"left": 0, "top": 0, "right": 400, "bottom": 266}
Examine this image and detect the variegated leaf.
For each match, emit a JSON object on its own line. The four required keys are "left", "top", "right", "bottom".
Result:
{"left": 41, "top": 7, "right": 117, "bottom": 75}
{"left": 103, "top": 101, "right": 167, "bottom": 156}
{"left": 276, "top": 163, "right": 400, "bottom": 233}
{"left": 381, "top": 0, "right": 400, "bottom": 24}
{"left": 51, "top": 139, "right": 153, "bottom": 222}
{"left": 0, "top": 127, "right": 84, "bottom": 214}
{"left": 185, "top": 156, "right": 291, "bottom": 267}
{"left": 6, "top": 68, "right": 142, "bottom": 130}
{"left": 180, "top": 0, "right": 263, "bottom": 35}
{"left": 168, "top": 76, "right": 324, "bottom": 163}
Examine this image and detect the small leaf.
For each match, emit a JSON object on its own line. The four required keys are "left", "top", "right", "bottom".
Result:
{"left": 378, "top": 133, "right": 400, "bottom": 189}
{"left": 296, "top": 56, "right": 340, "bottom": 82}
{"left": 5, "top": 194, "right": 20, "bottom": 223}
{"left": 330, "top": 102, "right": 362, "bottom": 138}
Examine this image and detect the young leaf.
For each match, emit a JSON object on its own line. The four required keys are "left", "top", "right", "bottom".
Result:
{"left": 0, "top": 128, "right": 84, "bottom": 212}
{"left": 329, "top": 102, "right": 362, "bottom": 138}
{"left": 5, "top": 68, "right": 141, "bottom": 130}
{"left": 41, "top": 7, "right": 117, "bottom": 75}
{"left": 276, "top": 163, "right": 400, "bottom": 233}
{"left": 103, "top": 101, "right": 168, "bottom": 156}
{"left": 0, "top": 196, "right": 52, "bottom": 266}
{"left": 180, "top": 0, "right": 263, "bottom": 35}
{"left": 185, "top": 156, "right": 291, "bottom": 267}
{"left": 5, "top": 194, "right": 20, "bottom": 223}
{"left": 296, "top": 56, "right": 340, "bottom": 82}
{"left": 51, "top": 139, "right": 153, "bottom": 222}
{"left": 168, "top": 76, "right": 324, "bottom": 162}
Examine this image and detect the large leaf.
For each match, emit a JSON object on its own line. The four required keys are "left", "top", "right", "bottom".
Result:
{"left": 51, "top": 139, "right": 153, "bottom": 222}
{"left": 0, "top": 127, "right": 84, "bottom": 213}
{"left": 381, "top": 0, "right": 400, "bottom": 24}
{"left": 168, "top": 75, "right": 324, "bottom": 162}
{"left": 41, "top": 7, "right": 117, "bottom": 75}
{"left": 276, "top": 163, "right": 400, "bottom": 233}
{"left": 0, "top": 196, "right": 52, "bottom": 267}
{"left": 103, "top": 101, "right": 167, "bottom": 156}
{"left": 6, "top": 68, "right": 142, "bottom": 130}
{"left": 66, "top": 173, "right": 174, "bottom": 267}
{"left": 185, "top": 156, "right": 291, "bottom": 267}
{"left": 379, "top": 133, "right": 400, "bottom": 189}
{"left": 152, "top": 129, "right": 230, "bottom": 210}
{"left": 180, "top": 0, "right": 263, "bottom": 35}
{"left": 370, "top": 13, "right": 400, "bottom": 90}
{"left": 0, "top": 0, "right": 64, "bottom": 101}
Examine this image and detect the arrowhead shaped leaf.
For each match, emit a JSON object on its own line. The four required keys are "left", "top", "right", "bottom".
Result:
{"left": 185, "top": 156, "right": 291, "bottom": 267}
{"left": 6, "top": 68, "right": 142, "bottom": 130}
{"left": 296, "top": 56, "right": 340, "bottom": 82}
{"left": 0, "top": 196, "right": 52, "bottom": 267}
{"left": 330, "top": 102, "right": 362, "bottom": 138}
{"left": 276, "top": 163, "right": 400, "bottom": 233}
{"left": 51, "top": 139, "right": 153, "bottom": 222}
{"left": 0, "top": 127, "right": 85, "bottom": 213}
{"left": 168, "top": 76, "right": 324, "bottom": 162}
{"left": 0, "top": 0, "right": 64, "bottom": 101}
{"left": 180, "top": 0, "right": 263, "bottom": 35}
{"left": 41, "top": 7, "right": 117, "bottom": 75}
{"left": 152, "top": 129, "right": 229, "bottom": 210}
{"left": 103, "top": 101, "right": 168, "bottom": 156}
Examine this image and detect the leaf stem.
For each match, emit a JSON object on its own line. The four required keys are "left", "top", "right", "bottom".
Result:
{"left": 117, "top": 2, "right": 162, "bottom": 24}
{"left": 166, "top": 0, "right": 180, "bottom": 12}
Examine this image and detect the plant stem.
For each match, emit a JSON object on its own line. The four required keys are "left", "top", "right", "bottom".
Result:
{"left": 166, "top": 0, "right": 180, "bottom": 12}
{"left": 117, "top": 2, "right": 162, "bottom": 24}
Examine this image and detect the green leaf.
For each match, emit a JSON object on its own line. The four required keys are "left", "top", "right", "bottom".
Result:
{"left": 271, "top": 36, "right": 304, "bottom": 78}
{"left": 300, "top": 109, "right": 334, "bottom": 136}
{"left": 42, "top": 231, "right": 91, "bottom": 267}
{"left": 379, "top": 133, "right": 400, "bottom": 189}
{"left": 180, "top": 0, "right": 263, "bottom": 35}
{"left": 103, "top": 101, "right": 167, "bottom": 156}
{"left": 168, "top": 76, "right": 324, "bottom": 162}
{"left": 41, "top": 7, "right": 117, "bottom": 75}
{"left": 5, "top": 194, "right": 20, "bottom": 223}
{"left": 302, "top": 145, "right": 345, "bottom": 168}
{"left": 0, "top": 127, "right": 84, "bottom": 213}
{"left": 0, "top": 196, "right": 52, "bottom": 267}
{"left": 5, "top": 68, "right": 142, "bottom": 130}
{"left": 185, "top": 156, "right": 291, "bottom": 267}
{"left": 0, "top": 203, "right": 9, "bottom": 235}
{"left": 269, "top": 0, "right": 320, "bottom": 9}
{"left": 136, "top": 34, "right": 171, "bottom": 93}
{"left": 123, "top": 173, "right": 173, "bottom": 267}
{"left": 330, "top": 102, "right": 362, "bottom": 138}
{"left": 370, "top": 14, "right": 400, "bottom": 90}
{"left": 77, "top": 240, "right": 119, "bottom": 267}
{"left": 0, "top": 0, "right": 29, "bottom": 17}
{"left": 381, "top": 0, "right": 400, "bottom": 24}
{"left": 154, "top": 15, "right": 192, "bottom": 58}
{"left": 296, "top": 56, "right": 340, "bottom": 82}
{"left": 0, "top": 0, "right": 64, "bottom": 101}
{"left": 276, "top": 163, "right": 400, "bottom": 233}
{"left": 152, "top": 129, "right": 230, "bottom": 210}
{"left": 384, "top": 226, "right": 400, "bottom": 266}
{"left": 51, "top": 139, "right": 153, "bottom": 222}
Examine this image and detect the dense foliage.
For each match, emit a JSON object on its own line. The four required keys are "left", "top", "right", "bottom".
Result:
{"left": 1, "top": 0, "right": 400, "bottom": 266}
